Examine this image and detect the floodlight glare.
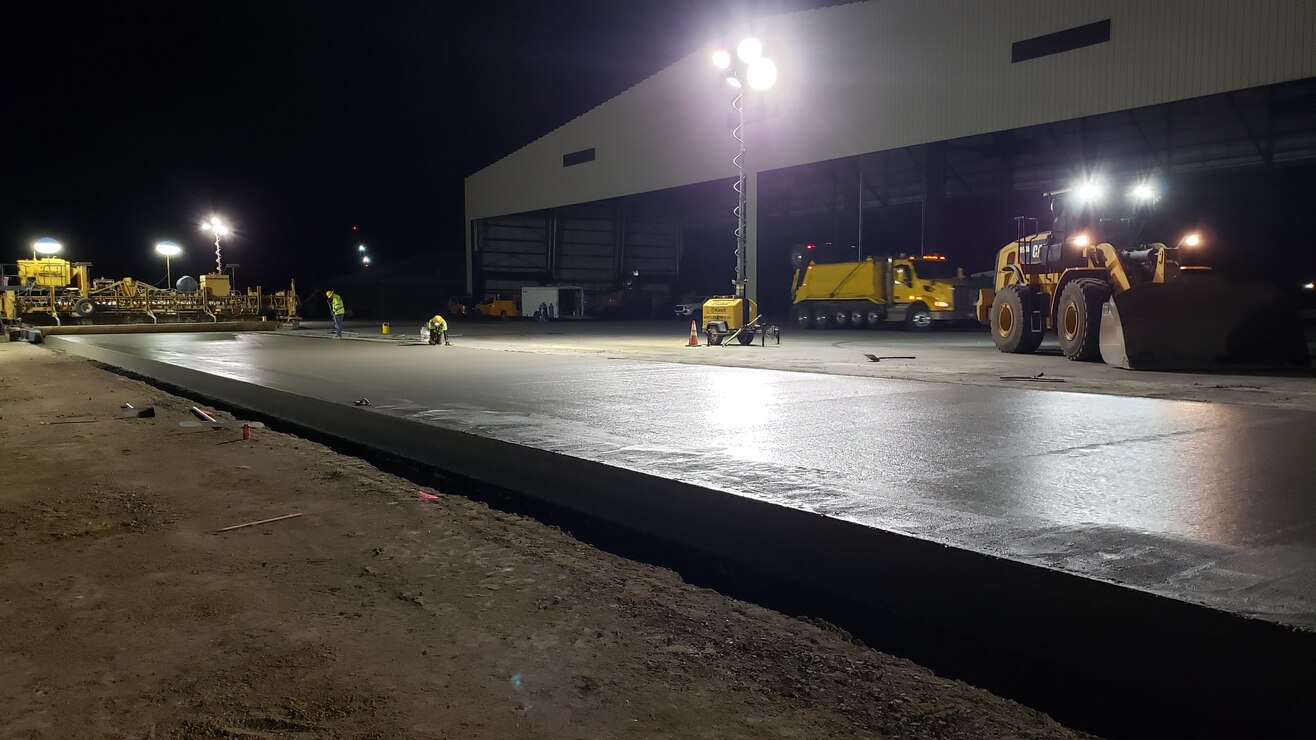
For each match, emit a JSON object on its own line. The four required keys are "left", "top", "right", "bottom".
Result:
{"left": 33, "top": 237, "right": 63, "bottom": 255}
{"left": 1180, "top": 233, "right": 1202, "bottom": 248}
{"left": 201, "top": 216, "right": 230, "bottom": 236}
{"left": 1075, "top": 181, "right": 1105, "bottom": 203}
{"left": 154, "top": 241, "right": 182, "bottom": 257}
{"left": 746, "top": 58, "right": 778, "bottom": 91}
{"left": 1130, "top": 183, "right": 1157, "bottom": 201}
{"left": 1073, "top": 233, "right": 1091, "bottom": 247}
{"left": 737, "top": 38, "right": 762, "bottom": 63}
{"left": 711, "top": 49, "right": 731, "bottom": 70}
{"left": 358, "top": 244, "right": 366, "bottom": 252}
{"left": 725, "top": 76, "right": 742, "bottom": 89}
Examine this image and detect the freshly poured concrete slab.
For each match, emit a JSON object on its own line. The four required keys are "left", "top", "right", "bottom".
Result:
{"left": 49, "top": 331, "right": 1316, "bottom": 630}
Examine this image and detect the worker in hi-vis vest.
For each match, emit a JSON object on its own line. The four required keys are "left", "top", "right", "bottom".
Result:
{"left": 325, "top": 290, "right": 345, "bottom": 337}
{"left": 424, "top": 314, "right": 450, "bottom": 345}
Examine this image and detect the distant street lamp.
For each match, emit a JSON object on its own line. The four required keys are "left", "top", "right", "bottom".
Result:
{"left": 200, "top": 215, "right": 230, "bottom": 274}
{"left": 711, "top": 37, "right": 777, "bottom": 327}
{"left": 154, "top": 241, "right": 182, "bottom": 286}
{"left": 33, "top": 237, "right": 63, "bottom": 260}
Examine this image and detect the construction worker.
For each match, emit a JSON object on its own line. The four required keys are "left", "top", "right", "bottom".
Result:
{"left": 325, "top": 289, "right": 345, "bottom": 337}
{"left": 424, "top": 314, "right": 450, "bottom": 345}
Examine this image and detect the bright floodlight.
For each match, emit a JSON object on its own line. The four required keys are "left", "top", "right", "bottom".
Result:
{"left": 1073, "top": 233, "right": 1091, "bottom": 247}
{"left": 1181, "top": 233, "right": 1202, "bottom": 248}
{"left": 358, "top": 244, "right": 366, "bottom": 252}
{"left": 33, "top": 237, "right": 63, "bottom": 255}
{"left": 202, "top": 216, "right": 230, "bottom": 236}
{"left": 362, "top": 255, "right": 371, "bottom": 265}
{"left": 154, "top": 241, "right": 182, "bottom": 257}
{"left": 725, "top": 76, "right": 742, "bottom": 89}
{"left": 747, "top": 58, "right": 778, "bottom": 91}
{"left": 1130, "top": 183, "right": 1157, "bottom": 201}
{"left": 712, "top": 49, "right": 731, "bottom": 70}
{"left": 1304, "top": 282, "right": 1315, "bottom": 290}
{"left": 736, "top": 38, "right": 762, "bottom": 63}
{"left": 1075, "top": 181, "right": 1105, "bottom": 203}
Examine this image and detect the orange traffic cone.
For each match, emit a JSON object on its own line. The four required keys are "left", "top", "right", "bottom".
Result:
{"left": 687, "top": 320, "right": 700, "bottom": 347}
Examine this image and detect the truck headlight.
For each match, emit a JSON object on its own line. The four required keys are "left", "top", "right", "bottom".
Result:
{"left": 933, "top": 300, "right": 950, "bottom": 309}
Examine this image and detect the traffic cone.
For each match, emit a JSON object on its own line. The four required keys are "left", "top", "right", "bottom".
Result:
{"left": 687, "top": 320, "right": 700, "bottom": 347}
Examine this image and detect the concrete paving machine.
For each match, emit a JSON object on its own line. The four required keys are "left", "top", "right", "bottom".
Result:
{"left": 976, "top": 186, "right": 1308, "bottom": 371}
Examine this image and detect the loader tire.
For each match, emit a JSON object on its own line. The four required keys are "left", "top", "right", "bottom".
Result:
{"left": 1057, "top": 279, "right": 1110, "bottom": 362}
{"left": 991, "top": 285, "right": 1043, "bottom": 354}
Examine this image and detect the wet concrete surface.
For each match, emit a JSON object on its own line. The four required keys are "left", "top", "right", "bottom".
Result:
{"left": 49, "top": 330, "right": 1316, "bottom": 630}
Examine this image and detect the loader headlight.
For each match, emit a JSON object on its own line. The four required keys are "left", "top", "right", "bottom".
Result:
{"left": 1074, "top": 180, "right": 1105, "bottom": 204}
{"left": 933, "top": 300, "right": 950, "bottom": 309}
{"left": 1178, "top": 233, "right": 1202, "bottom": 248}
{"left": 1072, "top": 233, "right": 1091, "bottom": 247}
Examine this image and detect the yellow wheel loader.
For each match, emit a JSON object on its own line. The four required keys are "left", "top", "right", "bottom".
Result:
{"left": 977, "top": 188, "right": 1309, "bottom": 371}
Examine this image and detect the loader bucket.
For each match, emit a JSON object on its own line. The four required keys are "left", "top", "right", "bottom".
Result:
{"left": 1098, "top": 276, "right": 1311, "bottom": 371}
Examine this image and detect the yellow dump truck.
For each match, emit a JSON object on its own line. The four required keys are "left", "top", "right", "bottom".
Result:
{"left": 789, "top": 253, "right": 974, "bottom": 330}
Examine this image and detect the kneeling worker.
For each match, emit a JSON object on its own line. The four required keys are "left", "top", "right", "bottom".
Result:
{"left": 424, "top": 314, "right": 450, "bottom": 345}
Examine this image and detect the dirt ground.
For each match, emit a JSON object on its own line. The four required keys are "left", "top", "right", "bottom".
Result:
{"left": 0, "top": 342, "right": 1092, "bottom": 739}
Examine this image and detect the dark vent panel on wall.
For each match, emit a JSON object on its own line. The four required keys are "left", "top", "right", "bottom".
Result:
{"left": 563, "top": 148, "right": 596, "bottom": 167}
{"left": 1012, "top": 19, "right": 1111, "bottom": 63}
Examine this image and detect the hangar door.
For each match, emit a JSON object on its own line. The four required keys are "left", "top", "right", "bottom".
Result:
{"left": 475, "top": 205, "right": 681, "bottom": 311}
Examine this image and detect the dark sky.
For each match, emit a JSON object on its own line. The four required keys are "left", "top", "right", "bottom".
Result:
{"left": 5, "top": 0, "right": 837, "bottom": 289}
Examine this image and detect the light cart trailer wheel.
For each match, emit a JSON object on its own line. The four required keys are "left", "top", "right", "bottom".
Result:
{"left": 1057, "top": 278, "right": 1110, "bottom": 361}
{"left": 737, "top": 330, "right": 756, "bottom": 345}
{"left": 990, "top": 284, "right": 1043, "bottom": 354}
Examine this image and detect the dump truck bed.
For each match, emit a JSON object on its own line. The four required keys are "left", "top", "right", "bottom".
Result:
{"left": 794, "top": 259, "right": 892, "bottom": 304}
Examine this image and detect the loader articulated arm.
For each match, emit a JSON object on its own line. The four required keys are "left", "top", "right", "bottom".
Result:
{"left": 1086, "top": 242, "right": 1135, "bottom": 293}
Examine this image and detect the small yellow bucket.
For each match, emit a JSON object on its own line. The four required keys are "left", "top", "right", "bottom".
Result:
{"left": 381, "top": 322, "right": 391, "bottom": 335}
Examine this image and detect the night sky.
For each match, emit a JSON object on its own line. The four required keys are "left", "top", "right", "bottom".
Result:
{"left": 5, "top": 0, "right": 835, "bottom": 290}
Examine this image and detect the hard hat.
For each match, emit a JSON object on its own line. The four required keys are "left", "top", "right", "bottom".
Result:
{"left": 325, "top": 290, "right": 333, "bottom": 297}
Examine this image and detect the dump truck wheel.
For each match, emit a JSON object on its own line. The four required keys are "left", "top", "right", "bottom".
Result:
{"left": 1057, "top": 279, "right": 1110, "bottom": 362}
{"left": 905, "top": 303, "right": 932, "bottom": 332}
{"left": 991, "top": 285, "right": 1043, "bottom": 354}
{"left": 72, "top": 298, "right": 96, "bottom": 318}
{"left": 792, "top": 305, "right": 813, "bottom": 329}
{"left": 848, "top": 309, "right": 866, "bottom": 327}
{"left": 864, "top": 307, "right": 886, "bottom": 328}
{"left": 813, "top": 304, "right": 834, "bottom": 330}
{"left": 831, "top": 306, "right": 850, "bottom": 328}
